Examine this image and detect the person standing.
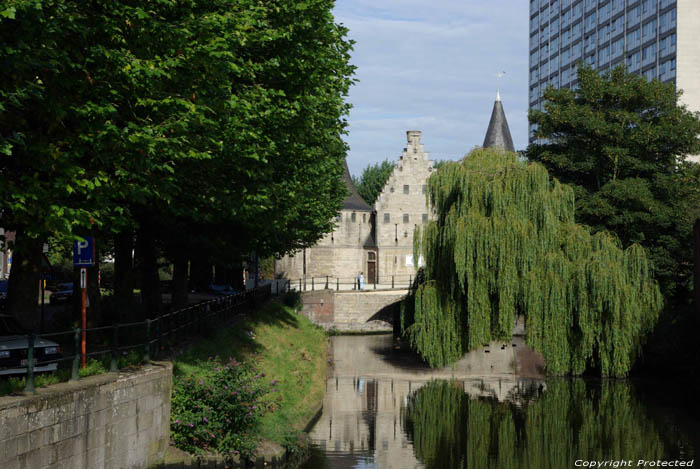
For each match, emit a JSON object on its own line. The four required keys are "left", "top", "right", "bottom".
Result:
{"left": 359, "top": 272, "right": 365, "bottom": 290}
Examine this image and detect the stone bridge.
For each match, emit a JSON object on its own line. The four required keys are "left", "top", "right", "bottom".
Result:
{"left": 300, "top": 289, "right": 409, "bottom": 332}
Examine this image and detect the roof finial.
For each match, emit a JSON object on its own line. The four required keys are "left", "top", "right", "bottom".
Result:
{"left": 495, "top": 71, "right": 506, "bottom": 102}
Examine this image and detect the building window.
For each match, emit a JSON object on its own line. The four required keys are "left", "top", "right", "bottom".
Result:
{"left": 368, "top": 251, "right": 376, "bottom": 261}
{"left": 422, "top": 214, "right": 428, "bottom": 223}
{"left": 337, "top": 214, "right": 342, "bottom": 222}
{"left": 403, "top": 214, "right": 409, "bottom": 223}
{"left": 403, "top": 185, "right": 409, "bottom": 194}
{"left": 422, "top": 185, "right": 427, "bottom": 194}
{"left": 362, "top": 213, "right": 366, "bottom": 223}
{"left": 390, "top": 187, "right": 395, "bottom": 193}
{"left": 384, "top": 213, "right": 390, "bottom": 223}
{"left": 351, "top": 212, "right": 356, "bottom": 222}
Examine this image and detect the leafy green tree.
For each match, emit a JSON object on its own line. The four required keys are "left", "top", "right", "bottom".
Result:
{"left": 404, "top": 149, "right": 662, "bottom": 376}
{"left": 352, "top": 159, "right": 394, "bottom": 206}
{"left": 0, "top": 0, "right": 354, "bottom": 324}
{"left": 527, "top": 65, "right": 700, "bottom": 302}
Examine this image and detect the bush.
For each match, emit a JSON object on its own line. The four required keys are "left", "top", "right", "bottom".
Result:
{"left": 282, "top": 290, "right": 301, "bottom": 308}
{"left": 171, "top": 357, "right": 278, "bottom": 458}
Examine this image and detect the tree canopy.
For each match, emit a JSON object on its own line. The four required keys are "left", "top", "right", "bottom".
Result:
{"left": 403, "top": 148, "right": 662, "bottom": 377}
{"left": 352, "top": 159, "right": 394, "bottom": 206}
{"left": 0, "top": 0, "right": 355, "bottom": 323}
{"left": 527, "top": 65, "right": 700, "bottom": 302}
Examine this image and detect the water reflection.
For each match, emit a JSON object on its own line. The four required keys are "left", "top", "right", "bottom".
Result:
{"left": 300, "top": 335, "right": 697, "bottom": 469}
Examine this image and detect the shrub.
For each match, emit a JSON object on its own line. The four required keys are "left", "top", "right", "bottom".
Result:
{"left": 171, "top": 357, "right": 278, "bottom": 458}
{"left": 282, "top": 290, "right": 301, "bottom": 308}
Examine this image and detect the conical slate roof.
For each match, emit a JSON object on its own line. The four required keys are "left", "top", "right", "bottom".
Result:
{"left": 342, "top": 160, "right": 372, "bottom": 211}
{"left": 483, "top": 92, "right": 515, "bottom": 152}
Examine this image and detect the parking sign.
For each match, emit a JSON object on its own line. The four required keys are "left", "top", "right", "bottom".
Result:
{"left": 73, "top": 237, "right": 95, "bottom": 266}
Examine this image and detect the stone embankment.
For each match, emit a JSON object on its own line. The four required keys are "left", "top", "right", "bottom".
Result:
{"left": 0, "top": 362, "right": 172, "bottom": 469}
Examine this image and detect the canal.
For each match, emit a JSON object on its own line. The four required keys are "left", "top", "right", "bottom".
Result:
{"left": 300, "top": 334, "right": 698, "bottom": 469}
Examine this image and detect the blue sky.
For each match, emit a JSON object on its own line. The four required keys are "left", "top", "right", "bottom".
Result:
{"left": 333, "top": 0, "right": 530, "bottom": 176}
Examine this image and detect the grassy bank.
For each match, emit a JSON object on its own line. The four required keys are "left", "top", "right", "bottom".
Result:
{"left": 172, "top": 299, "right": 328, "bottom": 448}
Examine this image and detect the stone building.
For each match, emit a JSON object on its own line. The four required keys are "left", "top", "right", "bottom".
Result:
{"left": 275, "top": 130, "right": 433, "bottom": 286}
{"left": 373, "top": 130, "right": 434, "bottom": 281}
{"left": 275, "top": 97, "right": 514, "bottom": 286}
{"left": 274, "top": 162, "right": 375, "bottom": 284}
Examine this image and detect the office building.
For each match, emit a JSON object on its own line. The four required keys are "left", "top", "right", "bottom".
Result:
{"left": 528, "top": 0, "right": 700, "bottom": 146}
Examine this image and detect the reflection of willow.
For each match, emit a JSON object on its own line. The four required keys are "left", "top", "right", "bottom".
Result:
{"left": 402, "top": 380, "right": 670, "bottom": 469}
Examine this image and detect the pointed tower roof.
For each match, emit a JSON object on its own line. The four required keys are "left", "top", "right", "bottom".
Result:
{"left": 341, "top": 160, "right": 372, "bottom": 211}
{"left": 483, "top": 92, "right": 515, "bottom": 152}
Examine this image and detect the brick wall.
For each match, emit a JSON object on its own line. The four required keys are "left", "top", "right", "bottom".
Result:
{"left": 0, "top": 362, "right": 172, "bottom": 469}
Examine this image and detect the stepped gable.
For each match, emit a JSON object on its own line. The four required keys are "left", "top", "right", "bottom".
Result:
{"left": 342, "top": 160, "right": 372, "bottom": 212}
{"left": 483, "top": 91, "right": 515, "bottom": 152}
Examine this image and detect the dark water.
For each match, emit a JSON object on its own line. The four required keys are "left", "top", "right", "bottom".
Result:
{"left": 299, "top": 335, "right": 698, "bottom": 469}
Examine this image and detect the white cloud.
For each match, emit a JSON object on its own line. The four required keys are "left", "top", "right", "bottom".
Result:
{"left": 333, "top": 0, "right": 530, "bottom": 175}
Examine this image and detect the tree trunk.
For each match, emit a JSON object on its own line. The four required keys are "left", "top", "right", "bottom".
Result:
{"left": 113, "top": 231, "right": 134, "bottom": 321}
{"left": 6, "top": 231, "right": 42, "bottom": 331}
{"left": 190, "top": 256, "right": 212, "bottom": 292}
{"left": 136, "top": 222, "right": 161, "bottom": 318}
{"left": 230, "top": 263, "right": 244, "bottom": 291}
{"left": 694, "top": 219, "right": 700, "bottom": 327}
{"left": 171, "top": 252, "right": 189, "bottom": 310}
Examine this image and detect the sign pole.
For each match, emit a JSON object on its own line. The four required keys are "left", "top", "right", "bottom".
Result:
{"left": 80, "top": 267, "right": 87, "bottom": 368}
{"left": 73, "top": 236, "right": 95, "bottom": 369}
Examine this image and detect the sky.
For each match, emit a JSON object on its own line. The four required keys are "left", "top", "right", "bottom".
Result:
{"left": 333, "top": 0, "right": 530, "bottom": 176}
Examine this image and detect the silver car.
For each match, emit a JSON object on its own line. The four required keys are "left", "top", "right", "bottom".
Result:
{"left": 0, "top": 314, "right": 62, "bottom": 375}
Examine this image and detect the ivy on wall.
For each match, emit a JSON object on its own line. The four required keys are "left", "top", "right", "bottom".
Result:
{"left": 402, "top": 148, "right": 662, "bottom": 376}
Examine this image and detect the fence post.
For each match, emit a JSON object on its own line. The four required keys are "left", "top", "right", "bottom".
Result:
{"left": 325, "top": 276, "right": 329, "bottom": 289}
{"left": 336, "top": 278, "right": 339, "bottom": 291}
{"left": 392, "top": 276, "right": 395, "bottom": 289}
{"left": 409, "top": 275, "right": 412, "bottom": 288}
{"left": 299, "top": 278, "right": 302, "bottom": 291}
{"left": 111, "top": 324, "right": 119, "bottom": 372}
{"left": 144, "top": 319, "right": 151, "bottom": 364}
{"left": 312, "top": 277, "right": 315, "bottom": 291}
{"left": 71, "top": 328, "right": 80, "bottom": 381}
{"left": 24, "top": 333, "right": 35, "bottom": 393}
{"left": 374, "top": 277, "right": 377, "bottom": 290}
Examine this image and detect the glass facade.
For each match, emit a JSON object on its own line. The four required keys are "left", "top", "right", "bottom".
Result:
{"left": 529, "top": 0, "right": 678, "bottom": 141}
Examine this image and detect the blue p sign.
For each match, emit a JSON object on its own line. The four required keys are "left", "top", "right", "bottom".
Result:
{"left": 73, "top": 237, "right": 95, "bottom": 266}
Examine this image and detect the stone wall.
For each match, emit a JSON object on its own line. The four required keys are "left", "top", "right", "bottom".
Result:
{"left": 300, "top": 290, "right": 407, "bottom": 332}
{"left": 0, "top": 362, "right": 172, "bottom": 469}
{"left": 275, "top": 207, "right": 374, "bottom": 281}
{"left": 374, "top": 131, "right": 434, "bottom": 278}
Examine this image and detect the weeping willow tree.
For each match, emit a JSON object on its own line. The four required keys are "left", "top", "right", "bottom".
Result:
{"left": 402, "top": 380, "right": 677, "bottom": 469}
{"left": 402, "top": 148, "right": 663, "bottom": 376}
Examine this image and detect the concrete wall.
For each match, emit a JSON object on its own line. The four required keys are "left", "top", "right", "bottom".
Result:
{"left": 677, "top": 0, "right": 700, "bottom": 162}
{"left": 374, "top": 131, "right": 434, "bottom": 278}
{"left": 0, "top": 362, "right": 172, "bottom": 469}
{"left": 300, "top": 290, "right": 408, "bottom": 332}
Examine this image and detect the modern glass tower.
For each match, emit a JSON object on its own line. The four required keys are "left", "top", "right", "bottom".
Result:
{"left": 528, "top": 0, "right": 700, "bottom": 143}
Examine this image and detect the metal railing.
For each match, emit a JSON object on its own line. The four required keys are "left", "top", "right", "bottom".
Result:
{"left": 1, "top": 284, "right": 272, "bottom": 393}
{"left": 284, "top": 274, "right": 416, "bottom": 292}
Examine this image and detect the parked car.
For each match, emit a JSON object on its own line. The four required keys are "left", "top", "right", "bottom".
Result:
{"left": 208, "top": 284, "right": 236, "bottom": 295}
{"left": 0, "top": 280, "right": 7, "bottom": 308}
{"left": 49, "top": 283, "right": 73, "bottom": 305}
{"left": 0, "top": 314, "right": 62, "bottom": 375}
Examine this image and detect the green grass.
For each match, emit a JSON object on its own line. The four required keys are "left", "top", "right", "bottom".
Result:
{"left": 173, "top": 300, "right": 329, "bottom": 445}
{"left": 0, "top": 350, "right": 144, "bottom": 397}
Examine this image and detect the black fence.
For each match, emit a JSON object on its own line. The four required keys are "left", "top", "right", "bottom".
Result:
{"left": 286, "top": 274, "right": 415, "bottom": 291}
{"left": 1, "top": 285, "right": 272, "bottom": 393}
